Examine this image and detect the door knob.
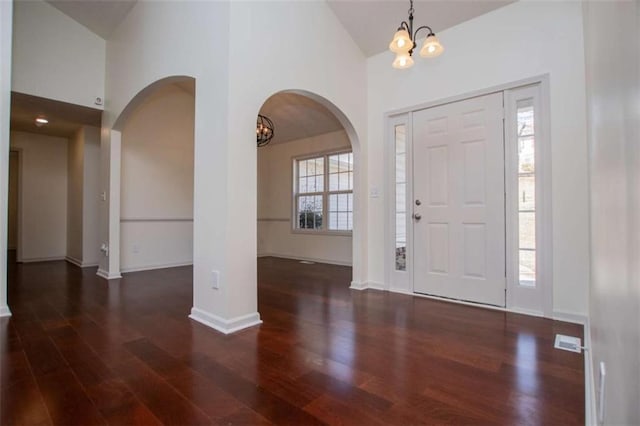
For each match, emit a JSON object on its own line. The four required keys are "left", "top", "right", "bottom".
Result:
{"left": 415, "top": 199, "right": 422, "bottom": 206}
{"left": 413, "top": 213, "right": 422, "bottom": 221}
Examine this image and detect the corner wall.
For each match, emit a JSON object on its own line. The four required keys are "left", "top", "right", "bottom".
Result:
{"left": 366, "top": 1, "right": 590, "bottom": 317}
{"left": 583, "top": 1, "right": 640, "bottom": 424}
{"left": 258, "top": 130, "right": 352, "bottom": 265}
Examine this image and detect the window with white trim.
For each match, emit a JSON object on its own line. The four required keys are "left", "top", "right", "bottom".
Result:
{"left": 294, "top": 151, "right": 353, "bottom": 232}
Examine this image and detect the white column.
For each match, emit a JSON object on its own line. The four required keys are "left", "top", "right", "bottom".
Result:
{"left": 97, "top": 129, "right": 122, "bottom": 280}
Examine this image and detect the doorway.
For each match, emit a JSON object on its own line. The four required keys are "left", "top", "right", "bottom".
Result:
{"left": 387, "top": 78, "right": 552, "bottom": 316}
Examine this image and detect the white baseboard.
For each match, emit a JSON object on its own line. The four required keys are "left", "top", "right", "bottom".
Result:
{"left": 583, "top": 318, "right": 597, "bottom": 426}
{"left": 121, "top": 261, "right": 193, "bottom": 273}
{"left": 389, "top": 286, "right": 413, "bottom": 296}
{"left": 96, "top": 268, "right": 122, "bottom": 280}
{"left": 0, "top": 305, "right": 12, "bottom": 317}
{"left": 21, "top": 256, "right": 65, "bottom": 263}
{"left": 65, "top": 256, "right": 99, "bottom": 268}
{"left": 366, "top": 281, "right": 386, "bottom": 291}
{"left": 553, "top": 310, "right": 588, "bottom": 325}
{"left": 189, "top": 307, "right": 262, "bottom": 335}
{"left": 349, "top": 281, "right": 367, "bottom": 290}
{"left": 258, "top": 253, "right": 352, "bottom": 267}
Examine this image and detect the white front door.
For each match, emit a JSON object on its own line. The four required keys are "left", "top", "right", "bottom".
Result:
{"left": 412, "top": 92, "right": 506, "bottom": 306}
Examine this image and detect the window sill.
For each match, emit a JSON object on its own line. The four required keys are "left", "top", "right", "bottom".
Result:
{"left": 291, "top": 229, "right": 352, "bottom": 237}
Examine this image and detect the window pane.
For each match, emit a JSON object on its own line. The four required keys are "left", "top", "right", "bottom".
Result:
{"left": 316, "top": 175, "right": 324, "bottom": 192}
{"left": 519, "top": 250, "right": 536, "bottom": 286}
{"left": 396, "top": 153, "right": 406, "bottom": 183}
{"left": 329, "top": 173, "right": 338, "bottom": 191}
{"left": 518, "top": 175, "right": 535, "bottom": 211}
{"left": 517, "top": 100, "right": 536, "bottom": 286}
{"left": 298, "top": 195, "right": 322, "bottom": 229}
{"left": 519, "top": 212, "right": 536, "bottom": 250}
{"left": 395, "top": 124, "right": 407, "bottom": 271}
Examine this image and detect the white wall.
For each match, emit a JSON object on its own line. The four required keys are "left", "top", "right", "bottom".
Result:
{"left": 258, "top": 130, "right": 352, "bottom": 265}
{"left": 10, "top": 131, "right": 68, "bottom": 262}
{"left": 103, "top": 0, "right": 367, "bottom": 331}
{"left": 583, "top": 1, "right": 640, "bottom": 424}
{"left": 11, "top": 0, "right": 105, "bottom": 108}
{"left": 67, "top": 128, "right": 84, "bottom": 262}
{"left": 367, "top": 1, "right": 589, "bottom": 316}
{"left": 120, "top": 83, "right": 194, "bottom": 272}
{"left": 0, "top": 0, "right": 13, "bottom": 316}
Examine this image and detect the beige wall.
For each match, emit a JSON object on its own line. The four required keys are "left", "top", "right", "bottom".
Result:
{"left": 82, "top": 126, "right": 101, "bottom": 266}
{"left": 258, "top": 130, "right": 352, "bottom": 265}
{"left": 584, "top": 1, "right": 640, "bottom": 424}
{"left": 7, "top": 151, "right": 18, "bottom": 249}
{"left": 120, "top": 83, "right": 195, "bottom": 272}
{"left": 10, "top": 131, "right": 68, "bottom": 262}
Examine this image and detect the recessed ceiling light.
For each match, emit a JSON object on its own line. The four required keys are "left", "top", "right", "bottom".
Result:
{"left": 35, "top": 117, "right": 48, "bottom": 127}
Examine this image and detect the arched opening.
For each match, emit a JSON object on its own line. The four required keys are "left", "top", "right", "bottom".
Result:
{"left": 255, "top": 90, "right": 362, "bottom": 291}
{"left": 114, "top": 76, "right": 196, "bottom": 274}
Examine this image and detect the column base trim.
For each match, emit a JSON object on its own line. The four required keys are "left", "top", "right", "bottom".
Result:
{"left": 0, "top": 305, "right": 12, "bottom": 317}
{"left": 189, "top": 307, "right": 262, "bottom": 335}
{"left": 96, "top": 268, "right": 122, "bottom": 280}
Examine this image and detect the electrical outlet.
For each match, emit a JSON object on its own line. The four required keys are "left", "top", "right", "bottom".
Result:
{"left": 211, "top": 270, "right": 220, "bottom": 290}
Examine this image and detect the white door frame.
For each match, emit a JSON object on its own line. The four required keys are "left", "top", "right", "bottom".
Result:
{"left": 385, "top": 74, "right": 553, "bottom": 317}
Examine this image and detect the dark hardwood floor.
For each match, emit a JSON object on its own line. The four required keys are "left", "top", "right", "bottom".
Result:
{"left": 1, "top": 254, "right": 584, "bottom": 425}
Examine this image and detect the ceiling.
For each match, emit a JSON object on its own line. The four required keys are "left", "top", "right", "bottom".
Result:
{"left": 259, "top": 93, "right": 344, "bottom": 145}
{"left": 327, "top": 0, "right": 514, "bottom": 57}
{"left": 45, "top": 0, "right": 137, "bottom": 39}
{"left": 11, "top": 92, "right": 103, "bottom": 138}
{"left": 43, "top": 0, "right": 512, "bottom": 55}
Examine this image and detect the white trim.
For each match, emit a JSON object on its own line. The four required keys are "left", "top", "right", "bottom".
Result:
{"left": 349, "top": 281, "right": 367, "bottom": 290}
{"left": 552, "top": 310, "right": 588, "bottom": 325}
{"left": 583, "top": 318, "right": 597, "bottom": 426}
{"left": 120, "top": 217, "right": 193, "bottom": 223}
{"left": 121, "top": 261, "right": 193, "bottom": 273}
{"left": 20, "top": 256, "right": 65, "bottom": 263}
{"left": 349, "top": 281, "right": 386, "bottom": 291}
{"left": 65, "top": 256, "right": 99, "bottom": 268}
{"left": 96, "top": 268, "right": 122, "bottom": 280}
{"left": 0, "top": 305, "right": 11, "bottom": 317}
{"left": 257, "top": 253, "right": 351, "bottom": 267}
{"left": 189, "top": 307, "right": 262, "bottom": 335}
{"left": 387, "top": 75, "right": 552, "bottom": 118}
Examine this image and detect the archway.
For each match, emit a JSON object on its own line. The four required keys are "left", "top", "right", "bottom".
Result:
{"left": 109, "top": 75, "right": 196, "bottom": 276}
{"left": 255, "top": 89, "right": 362, "bottom": 286}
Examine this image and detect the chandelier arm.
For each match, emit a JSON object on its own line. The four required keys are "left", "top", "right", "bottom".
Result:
{"left": 413, "top": 25, "right": 435, "bottom": 41}
{"left": 398, "top": 20, "right": 411, "bottom": 33}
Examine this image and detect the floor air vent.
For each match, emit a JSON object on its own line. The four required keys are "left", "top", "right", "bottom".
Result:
{"left": 554, "top": 334, "right": 582, "bottom": 353}
{"left": 299, "top": 260, "right": 315, "bottom": 265}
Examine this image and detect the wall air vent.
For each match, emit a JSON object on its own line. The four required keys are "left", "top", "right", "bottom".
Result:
{"left": 554, "top": 334, "right": 583, "bottom": 353}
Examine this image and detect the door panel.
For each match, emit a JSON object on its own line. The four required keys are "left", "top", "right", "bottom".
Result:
{"left": 413, "top": 92, "right": 506, "bottom": 306}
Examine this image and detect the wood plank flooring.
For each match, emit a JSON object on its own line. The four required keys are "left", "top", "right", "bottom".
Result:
{"left": 1, "top": 255, "right": 585, "bottom": 425}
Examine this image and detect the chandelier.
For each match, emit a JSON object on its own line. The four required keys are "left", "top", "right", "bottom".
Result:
{"left": 256, "top": 114, "right": 274, "bottom": 147}
{"left": 389, "top": 0, "right": 444, "bottom": 69}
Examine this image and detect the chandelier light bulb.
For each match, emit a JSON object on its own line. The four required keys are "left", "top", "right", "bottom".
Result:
{"left": 392, "top": 52, "right": 414, "bottom": 69}
{"left": 389, "top": 29, "right": 412, "bottom": 53}
{"left": 419, "top": 34, "right": 444, "bottom": 58}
